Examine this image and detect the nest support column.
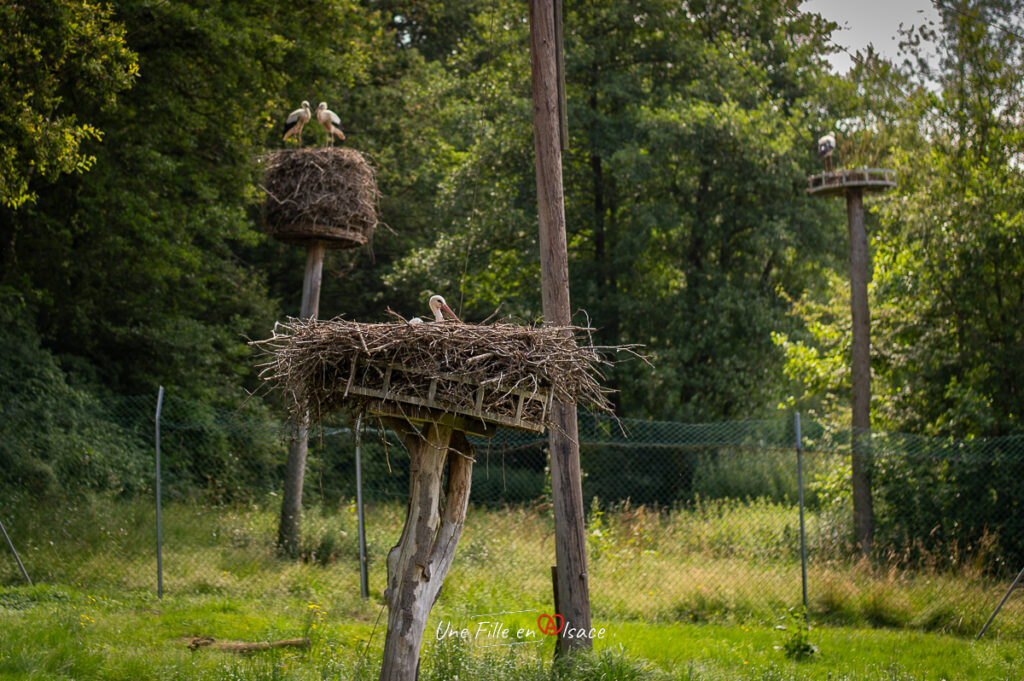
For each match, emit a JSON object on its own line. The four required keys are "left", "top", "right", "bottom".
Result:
{"left": 277, "top": 242, "right": 325, "bottom": 557}
{"left": 847, "top": 188, "right": 873, "bottom": 554}
{"left": 379, "top": 423, "right": 474, "bottom": 681}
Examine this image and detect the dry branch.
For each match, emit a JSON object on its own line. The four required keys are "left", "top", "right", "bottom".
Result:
{"left": 250, "top": 314, "right": 636, "bottom": 433}
{"left": 187, "top": 637, "right": 310, "bottom": 654}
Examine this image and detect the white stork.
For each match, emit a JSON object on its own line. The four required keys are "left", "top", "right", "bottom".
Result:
{"left": 408, "top": 294, "right": 460, "bottom": 324}
{"left": 317, "top": 102, "right": 346, "bottom": 147}
{"left": 817, "top": 132, "right": 837, "bottom": 172}
{"left": 429, "top": 294, "right": 461, "bottom": 322}
{"left": 282, "top": 101, "right": 311, "bottom": 147}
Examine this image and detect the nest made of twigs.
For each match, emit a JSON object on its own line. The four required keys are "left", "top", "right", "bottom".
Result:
{"left": 251, "top": 315, "right": 627, "bottom": 433}
{"left": 261, "top": 148, "right": 379, "bottom": 249}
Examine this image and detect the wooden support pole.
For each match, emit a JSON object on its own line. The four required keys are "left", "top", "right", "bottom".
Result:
{"left": 300, "top": 242, "right": 325, "bottom": 320}
{"left": 847, "top": 189, "right": 873, "bottom": 554}
{"left": 378, "top": 425, "right": 474, "bottom": 681}
{"left": 529, "top": 0, "right": 593, "bottom": 655}
{"left": 278, "top": 241, "right": 325, "bottom": 557}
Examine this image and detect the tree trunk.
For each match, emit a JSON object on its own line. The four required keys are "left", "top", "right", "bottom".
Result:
{"left": 379, "top": 424, "right": 474, "bottom": 681}
{"left": 847, "top": 189, "right": 873, "bottom": 554}
{"left": 277, "top": 242, "right": 325, "bottom": 557}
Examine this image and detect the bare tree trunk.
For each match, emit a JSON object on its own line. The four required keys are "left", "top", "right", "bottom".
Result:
{"left": 379, "top": 424, "right": 474, "bottom": 681}
{"left": 847, "top": 189, "right": 873, "bottom": 554}
{"left": 278, "top": 242, "right": 325, "bottom": 557}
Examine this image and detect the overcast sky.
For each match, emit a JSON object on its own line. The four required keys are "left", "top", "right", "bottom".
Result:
{"left": 800, "top": 0, "right": 941, "bottom": 73}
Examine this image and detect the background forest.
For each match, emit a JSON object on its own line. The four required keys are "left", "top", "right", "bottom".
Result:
{"left": 1, "top": 0, "right": 1022, "bottom": 499}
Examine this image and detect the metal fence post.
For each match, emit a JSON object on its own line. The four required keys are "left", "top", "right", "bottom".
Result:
{"left": 0, "top": 516, "right": 31, "bottom": 585}
{"left": 156, "top": 385, "right": 164, "bottom": 599}
{"left": 355, "top": 412, "right": 369, "bottom": 600}
{"left": 796, "top": 412, "right": 808, "bottom": 622}
{"left": 977, "top": 565, "right": 1024, "bottom": 639}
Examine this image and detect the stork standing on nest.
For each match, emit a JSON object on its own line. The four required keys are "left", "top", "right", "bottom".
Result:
{"left": 410, "top": 294, "right": 461, "bottom": 324}
{"left": 818, "top": 131, "right": 837, "bottom": 172}
{"left": 282, "top": 101, "right": 311, "bottom": 147}
{"left": 317, "top": 102, "right": 346, "bottom": 147}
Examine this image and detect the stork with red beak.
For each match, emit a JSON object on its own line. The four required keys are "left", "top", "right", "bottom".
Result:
{"left": 429, "top": 294, "right": 460, "bottom": 322}
{"left": 409, "top": 294, "right": 461, "bottom": 324}
{"left": 317, "top": 102, "right": 346, "bottom": 147}
{"left": 283, "top": 101, "right": 311, "bottom": 147}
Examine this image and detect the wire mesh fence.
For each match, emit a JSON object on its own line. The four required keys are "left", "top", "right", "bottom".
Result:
{"left": 3, "top": 391, "right": 1024, "bottom": 638}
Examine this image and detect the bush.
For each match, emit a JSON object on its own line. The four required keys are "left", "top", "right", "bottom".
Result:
{"left": 871, "top": 432, "right": 1024, "bottom": 573}
{"left": 0, "top": 301, "right": 149, "bottom": 496}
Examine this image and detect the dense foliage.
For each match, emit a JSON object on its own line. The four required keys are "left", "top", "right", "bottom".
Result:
{"left": 0, "top": 0, "right": 1022, "bottom": 554}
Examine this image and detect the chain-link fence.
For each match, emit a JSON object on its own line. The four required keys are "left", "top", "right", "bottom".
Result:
{"left": 3, "top": 391, "right": 1024, "bottom": 637}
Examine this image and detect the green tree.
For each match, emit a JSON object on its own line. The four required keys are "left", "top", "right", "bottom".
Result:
{"left": 0, "top": 0, "right": 137, "bottom": 209}
{"left": 1, "top": 0, "right": 393, "bottom": 406}
{"left": 870, "top": 0, "right": 1024, "bottom": 436}
{"left": 385, "top": 0, "right": 849, "bottom": 420}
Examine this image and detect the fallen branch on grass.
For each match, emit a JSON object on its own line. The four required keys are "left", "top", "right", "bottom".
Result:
{"left": 186, "top": 637, "right": 310, "bottom": 654}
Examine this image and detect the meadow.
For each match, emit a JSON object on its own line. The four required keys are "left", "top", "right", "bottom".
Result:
{"left": 2, "top": 497, "right": 1023, "bottom": 680}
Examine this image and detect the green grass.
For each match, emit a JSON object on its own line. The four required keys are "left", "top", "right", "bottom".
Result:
{"left": 2, "top": 496, "right": 1024, "bottom": 680}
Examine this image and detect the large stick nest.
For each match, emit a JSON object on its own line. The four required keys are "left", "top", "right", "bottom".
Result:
{"left": 251, "top": 315, "right": 630, "bottom": 433}
{"left": 261, "top": 148, "right": 379, "bottom": 250}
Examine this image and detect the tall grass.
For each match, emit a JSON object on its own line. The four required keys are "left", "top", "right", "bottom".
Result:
{"left": 4, "top": 495, "right": 1024, "bottom": 680}
{"left": 2, "top": 493, "right": 1021, "bottom": 639}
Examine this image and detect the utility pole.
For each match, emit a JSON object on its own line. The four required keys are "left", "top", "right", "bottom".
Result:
{"left": 529, "top": 0, "right": 592, "bottom": 654}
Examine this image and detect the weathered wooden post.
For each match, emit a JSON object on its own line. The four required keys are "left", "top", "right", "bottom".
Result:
{"left": 806, "top": 167, "right": 897, "bottom": 554}
{"left": 279, "top": 242, "right": 323, "bottom": 557}
{"left": 529, "top": 0, "right": 593, "bottom": 654}
{"left": 378, "top": 424, "right": 474, "bottom": 680}
{"left": 252, "top": 316, "right": 621, "bottom": 680}
{"left": 261, "top": 148, "right": 378, "bottom": 556}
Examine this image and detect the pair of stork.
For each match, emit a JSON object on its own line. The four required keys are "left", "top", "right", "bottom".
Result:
{"left": 283, "top": 101, "right": 345, "bottom": 148}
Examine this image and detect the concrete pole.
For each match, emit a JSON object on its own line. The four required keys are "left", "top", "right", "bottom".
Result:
{"left": 846, "top": 189, "right": 873, "bottom": 554}
{"left": 529, "top": 0, "right": 593, "bottom": 654}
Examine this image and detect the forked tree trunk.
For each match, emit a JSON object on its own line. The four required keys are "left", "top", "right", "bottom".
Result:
{"left": 379, "top": 424, "right": 474, "bottom": 681}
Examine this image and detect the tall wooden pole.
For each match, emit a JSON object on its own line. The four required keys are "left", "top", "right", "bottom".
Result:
{"left": 807, "top": 169, "right": 893, "bottom": 557}
{"left": 278, "top": 241, "right": 325, "bottom": 556}
{"left": 529, "top": 0, "right": 592, "bottom": 654}
{"left": 847, "top": 189, "right": 873, "bottom": 554}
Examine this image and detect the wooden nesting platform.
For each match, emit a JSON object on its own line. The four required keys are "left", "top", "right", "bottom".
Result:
{"left": 806, "top": 168, "right": 897, "bottom": 198}
{"left": 251, "top": 316, "right": 621, "bottom": 436}
{"left": 261, "top": 148, "right": 379, "bottom": 249}
{"left": 342, "top": 361, "right": 553, "bottom": 436}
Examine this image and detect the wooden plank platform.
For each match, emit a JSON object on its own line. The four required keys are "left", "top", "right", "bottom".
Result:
{"left": 806, "top": 168, "right": 897, "bottom": 197}
{"left": 343, "top": 360, "right": 553, "bottom": 435}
